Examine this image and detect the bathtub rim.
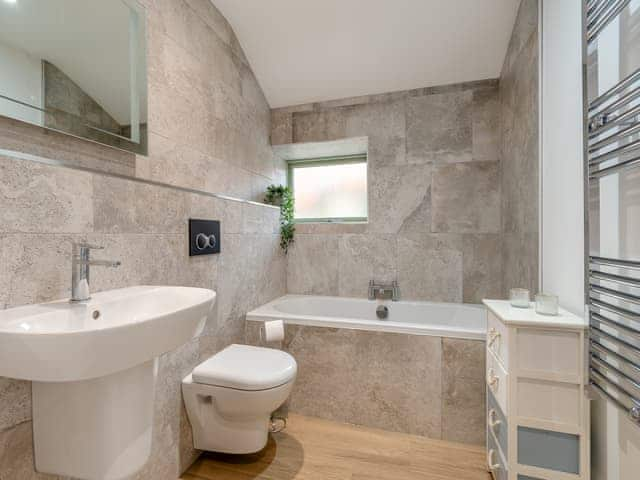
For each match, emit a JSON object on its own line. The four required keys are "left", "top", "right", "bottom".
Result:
{"left": 246, "top": 294, "right": 487, "bottom": 341}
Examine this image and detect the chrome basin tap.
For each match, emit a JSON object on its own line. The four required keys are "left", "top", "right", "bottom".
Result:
{"left": 71, "top": 243, "right": 121, "bottom": 302}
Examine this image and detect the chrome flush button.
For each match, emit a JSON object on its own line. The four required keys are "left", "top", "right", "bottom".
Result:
{"left": 195, "top": 233, "right": 209, "bottom": 250}
{"left": 195, "top": 233, "right": 217, "bottom": 250}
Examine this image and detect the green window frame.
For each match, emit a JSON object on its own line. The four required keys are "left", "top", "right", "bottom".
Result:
{"left": 287, "top": 154, "right": 368, "bottom": 223}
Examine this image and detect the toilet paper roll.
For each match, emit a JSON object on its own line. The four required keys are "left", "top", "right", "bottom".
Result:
{"left": 262, "top": 319, "right": 285, "bottom": 343}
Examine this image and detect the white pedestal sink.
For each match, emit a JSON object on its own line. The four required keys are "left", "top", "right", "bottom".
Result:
{"left": 0, "top": 286, "right": 216, "bottom": 480}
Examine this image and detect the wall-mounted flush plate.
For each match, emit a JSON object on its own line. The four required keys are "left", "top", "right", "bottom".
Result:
{"left": 189, "top": 219, "right": 220, "bottom": 256}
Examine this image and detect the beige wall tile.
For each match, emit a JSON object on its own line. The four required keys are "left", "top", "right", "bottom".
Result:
{"left": 136, "top": 138, "right": 211, "bottom": 193}
{"left": 0, "top": 235, "right": 7, "bottom": 309}
{"left": 147, "top": 78, "right": 213, "bottom": 157}
{"left": 143, "top": 339, "right": 201, "bottom": 479}
{"left": 1, "top": 234, "right": 78, "bottom": 308}
{"left": 500, "top": 0, "right": 539, "bottom": 296}
{"left": 274, "top": 325, "right": 444, "bottom": 439}
{"left": 218, "top": 233, "right": 285, "bottom": 330}
{"left": 0, "top": 422, "right": 57, "bottom": 480}
{"left": 0, "top": 155, "right": 93, "bottom": 234}
{"left": 344, "top": 100, "right": 406, "bottom": 167}
{"left": 285, "top": 325, "right": 363, "bottom": 424}
{"left": 443, "top": 338, "right": 486, "bottom": 381}
{"left": 442, "top": 376, "right": 486, "bottom": 445}
{"left": 270, "top": 111, "right": 293, "bottom": 145}
{"left": 338, "top": 234, "right": 397, "bottom": 297}
{"left": 472, "top": 87, "right": 500, "bottom": 162}
{"left": 397, "top": 234, "right": 463, "bottom": 302}
{"left": 294, "top": 222, "right": 367, "bottom": 235}
{"left": 292, "top": 109, "right": 347, "bottom": 143}
{"left": 432, "top": 161, "right": 501, "bottom": 234}
{"left": 501, "top": 33, "right": 539, "bottom": 237}
{"left": 243, "top": 203, "right": 280, "bottom": 235}
{"left": 93, "top": 175, "right": 138, "bottom": 234}
{"left": 286, "top": 235, "right": 339, "bottom": 295}
{"left": 350, "top": 331, "right": 442, "bottom": 438}
{"left": 462, "top": 234, "right": 503, "bottom": 303}
{"left": 184, "top": 0, "right": 234, "bottom": 48}
{"left": 406, "top": 91, "right": 473, "bottom": 164}
{"left": 441, "top": 339, "right": 486, "bottom": 444}
{"left": 0, "top": 378, "right": 31, "bottom": 432}
{"left": 368, "top": 165, "right": 432, "bottom": 234}
{"left": 502, "top": 231, "right": 538, "bottom": 295}
{"left": 502, "top": 0, "right": 538, "bottom": 74}
{"left": 218, "top": 199, "right": 244, "bottom": 235}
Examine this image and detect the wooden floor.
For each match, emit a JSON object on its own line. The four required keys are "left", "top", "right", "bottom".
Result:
{"left": 182, "top": 414, "right": 491, "bottom": 480}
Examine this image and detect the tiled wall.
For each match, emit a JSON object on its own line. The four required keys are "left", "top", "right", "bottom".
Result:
{"left": 0, "top": 0, "right": 286, "bottom": 478}
{"left": 0, "top": 154, "right": 285, "bottom": 480}
{"left": 247, "top": 322, "right": 486, "bottom": 445}
{"left": 500, "top": 0, "right": 539, "bottom": 294}
{"left": 271, "top": 80, "right": 503, "bottom": 303}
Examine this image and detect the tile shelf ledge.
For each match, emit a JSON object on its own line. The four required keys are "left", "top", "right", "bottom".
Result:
{"left": 0, "top": 148, "right": 280, "bottom": 211}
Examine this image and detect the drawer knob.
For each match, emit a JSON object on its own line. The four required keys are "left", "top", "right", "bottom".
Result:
{"left": 487, "top": 368, "right": 499, "bottom": 391}
{"left": 487, "top": 449, "right": 500, "bottom": 471}
{"left": 488, "top": 409, "right": 501, "bottom": 429}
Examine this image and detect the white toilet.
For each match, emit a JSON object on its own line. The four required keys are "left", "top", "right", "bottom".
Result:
{"left": 182, "top": 344, "right": 297, "bottom": 454}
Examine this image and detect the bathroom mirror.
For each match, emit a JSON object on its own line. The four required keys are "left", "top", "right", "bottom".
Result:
{"left": 0, "top": 0, "right": 147, "bottom": 155}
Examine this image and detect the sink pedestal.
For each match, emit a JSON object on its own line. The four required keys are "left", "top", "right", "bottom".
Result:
{"left": 32, "top": 359, "right": 158, "bottom": 480}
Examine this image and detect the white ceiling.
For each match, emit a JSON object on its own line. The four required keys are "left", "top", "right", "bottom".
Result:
{"left": 211, "top": 0, "right": 521, "bottom": 108}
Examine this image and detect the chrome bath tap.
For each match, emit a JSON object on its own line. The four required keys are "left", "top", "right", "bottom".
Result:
{"left": 71, "top": 243, "right": 121, "bottom": 302}
{"left": 368, "top": 280, "right": 400, "bottom": 301}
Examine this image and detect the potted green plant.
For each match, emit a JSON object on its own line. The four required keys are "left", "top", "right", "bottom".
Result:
{"left": 264, "top": 185, "right": 295, "bottom": 253}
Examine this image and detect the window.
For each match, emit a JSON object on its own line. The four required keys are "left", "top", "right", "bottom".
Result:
{"left": 288, "top": 155, "right": 368, "bottom": 222}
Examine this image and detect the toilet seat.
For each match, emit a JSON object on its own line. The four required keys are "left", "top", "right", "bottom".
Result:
{"left": 192, "top": 344, "right": 297, "bottom": 391}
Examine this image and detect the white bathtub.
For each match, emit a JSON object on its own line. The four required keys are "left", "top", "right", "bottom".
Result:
{"left": 247, "top": 295, "right": 487, "bottom": 340}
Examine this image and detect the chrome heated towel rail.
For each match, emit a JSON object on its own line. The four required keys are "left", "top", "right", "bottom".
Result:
{"left": 584, "top": 0, "right": 640, "bottom": 425}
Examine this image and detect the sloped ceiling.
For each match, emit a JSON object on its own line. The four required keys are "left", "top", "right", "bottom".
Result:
{"left": 211, "top": 0, "right": 521, "bottom": 108}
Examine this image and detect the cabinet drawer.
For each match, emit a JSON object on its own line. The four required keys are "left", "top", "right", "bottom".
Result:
{"left": 487, "top": 389, "right": 508, "bottom": 457}
{"left": 487, "top": 430, "right": 508, "bottom": 480}
{"left": 487, "top": 349, "right": 508, "bottom": 415}
{"left": 487, "top": 311, "right": 509, "bottom": 368}
{"left": 517, "top": 426, "right": 580, "bottom": 475}
{"left": 515, "top": 328, "right": 580, "bottom": 376}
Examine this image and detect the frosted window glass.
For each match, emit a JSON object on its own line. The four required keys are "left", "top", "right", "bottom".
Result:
{"left": 292, "top": 162, "right": 367, "bottom": 220}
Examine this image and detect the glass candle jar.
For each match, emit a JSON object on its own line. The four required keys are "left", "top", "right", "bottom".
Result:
{"left": 509, "top": 288, "right": 531, "bottom": 308}
{"left": 535, "top": 293, "right": 559, "bottom": 316}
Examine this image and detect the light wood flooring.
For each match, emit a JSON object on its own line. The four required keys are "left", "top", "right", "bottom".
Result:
{"left": 182, "top": 414, "right": 491, "bottom": 480}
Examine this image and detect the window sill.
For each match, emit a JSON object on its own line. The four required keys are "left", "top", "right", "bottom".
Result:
{"left": 294, "top": 219, "right": 368, "bottom": 224}
{"left": 293, "top": 221, "right": 368, "bottom": 235}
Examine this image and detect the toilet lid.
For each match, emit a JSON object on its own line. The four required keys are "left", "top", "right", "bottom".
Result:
{"left": 192, "top": 344, "right": 297, "bottom": 391}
